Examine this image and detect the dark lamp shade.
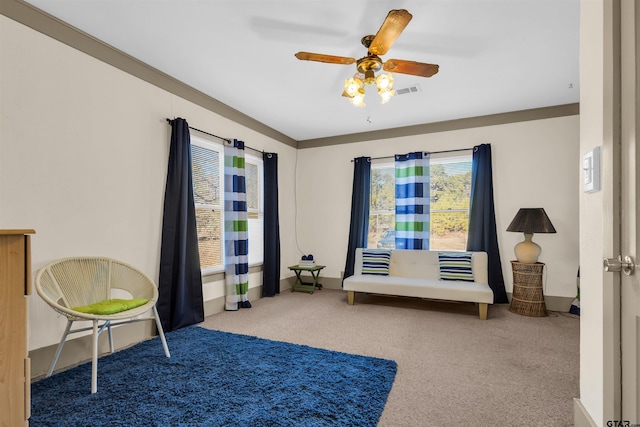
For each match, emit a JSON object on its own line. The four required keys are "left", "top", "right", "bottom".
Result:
{"left": 506, "top": 208, "right": 557, "bottom": 234}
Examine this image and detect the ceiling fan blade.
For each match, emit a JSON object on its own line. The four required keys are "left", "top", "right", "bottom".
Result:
{"left": 383, "top": 59, "right": 439, "bottom": 77}
{"left": 295, "top": 52, "right": 356, "bottom": 65}
{"left": 368, "top": 9, "right": 413, "bottom": 56}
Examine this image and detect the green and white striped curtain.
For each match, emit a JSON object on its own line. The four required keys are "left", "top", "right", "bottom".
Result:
{"left": 224, "top": 139, "right": 250, "bottom": 311}
{"left": 395, "top": 152, "right": 430, "bottom": 250}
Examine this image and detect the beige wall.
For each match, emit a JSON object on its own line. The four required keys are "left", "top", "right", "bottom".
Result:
{"left": 295, "top": 116, "right": 580, "bottom": 300}
{"left": 0, "top": 15, "right": 298, "bottom": 351}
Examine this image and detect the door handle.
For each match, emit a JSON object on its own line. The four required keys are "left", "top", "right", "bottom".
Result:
{"left": 603, "top": 255, "right": 635, "bottom": 275}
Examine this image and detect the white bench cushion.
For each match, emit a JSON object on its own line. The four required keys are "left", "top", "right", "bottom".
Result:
{"left": 343, "top": 275, "right": 494, "bottom": 304}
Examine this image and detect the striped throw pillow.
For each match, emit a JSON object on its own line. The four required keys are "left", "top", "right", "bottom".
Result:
{"left": 438, "top": 252, "right": 475, "bottom": 282}
{"left": 361, "top": 249, "right": 392, "bottom": 276}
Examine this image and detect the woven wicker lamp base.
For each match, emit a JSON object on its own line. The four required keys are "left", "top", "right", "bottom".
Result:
{"left": 509, "top": 261, "right": 547, "bottom": 317}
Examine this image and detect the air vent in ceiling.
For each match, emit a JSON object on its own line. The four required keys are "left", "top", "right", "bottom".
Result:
{"left": 396, "top": 85, "right": 422, "bottom": 95}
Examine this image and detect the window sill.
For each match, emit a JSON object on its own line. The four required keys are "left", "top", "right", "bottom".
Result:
{"left": 201, "top": 262, "right": 264, "bottom": 279}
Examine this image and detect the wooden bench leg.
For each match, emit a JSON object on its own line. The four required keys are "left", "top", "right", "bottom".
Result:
{"left": 479, "top": 303, "right": 488, "bottom": 320}
{"left": 347, "top": 291, "right": 355, "bottom": 305}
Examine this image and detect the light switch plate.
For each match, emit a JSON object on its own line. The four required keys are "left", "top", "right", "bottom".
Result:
{"left": 583, "top": 146, "right": 600, "bottom": 193}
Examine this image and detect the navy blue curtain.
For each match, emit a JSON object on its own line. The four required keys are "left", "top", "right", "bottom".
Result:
{"left": 262, "top": 152, "right": 281, "bottom": 297}
{"left": 343, "top": 157, "right": 371, "bottom": 280}
{"left": 466, "top": 144, "right": 508, "bottom": 303}
{"left": 158, "top": 118, "right": 204, "bottom": 331}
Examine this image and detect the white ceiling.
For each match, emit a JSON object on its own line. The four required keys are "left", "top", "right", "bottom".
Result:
{"left": 22, "top": 0, "right": 580, "bottom": 142}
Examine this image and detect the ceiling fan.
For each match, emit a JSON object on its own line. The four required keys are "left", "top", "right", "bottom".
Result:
{"left": 294, "top": 9, "right": 439, "bottom": 106}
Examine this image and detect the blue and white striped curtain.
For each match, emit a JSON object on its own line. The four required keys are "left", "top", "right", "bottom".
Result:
{"left": 224, "top": 139, "right": 250, "bottom": 311}
{"left": 395, "top": 152, "right": 430, "bottom": 250}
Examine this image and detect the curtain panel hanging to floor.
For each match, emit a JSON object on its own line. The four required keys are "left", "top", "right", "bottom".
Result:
{"left": 466, "top": 144, "right": 508, "bottom": 303}
{"left": 395, "top": 152, "right": 430, "bottom": 250}
{"left": 343, "top": 157, "right": 371, "bottom": 280}
{"left": 157, "top": 118, "right": 204, "bottom": 332}
{"left": 262, "top": 152, "right": 281, "bottom": 297}
{"left": 224, "top": 139, "right": 250, "bottom": 310}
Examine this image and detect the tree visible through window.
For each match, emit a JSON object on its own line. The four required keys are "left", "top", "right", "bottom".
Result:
{"left": 370, "top": 167, "right": 395, "bottom": 248}
{"left": 368, "top": 153, "right": 472, "bottom": 250}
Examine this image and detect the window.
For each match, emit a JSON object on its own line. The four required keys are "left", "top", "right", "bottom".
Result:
{"left": 191, "top": 136, "right": 263, "bottom": 273}
{"left": 368, "top": 153, "right": 472, "bottom": 251}
{"left": 244, "top": 154, "right": 264, "bottom": 266}
{"left": 192, "top": 138, "right": 223, "bottom": 272}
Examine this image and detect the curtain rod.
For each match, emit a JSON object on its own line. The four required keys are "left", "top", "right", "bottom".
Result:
{"left": 165, "top": 118, "right": 263, "bottom": 154}
{"left": 352, "top": 147, "right": 475, "bottom": 162}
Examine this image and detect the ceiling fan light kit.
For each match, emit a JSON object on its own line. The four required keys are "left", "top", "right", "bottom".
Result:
{"left": 294, "top": 9, "right": 439, "bottom": 107}
{"left": 342, "top": 71, "right": 395, "bottom": 107}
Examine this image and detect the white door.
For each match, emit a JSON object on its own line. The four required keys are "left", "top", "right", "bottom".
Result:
{"left": 619, "top": 0, "right": 639, "bottom": 421}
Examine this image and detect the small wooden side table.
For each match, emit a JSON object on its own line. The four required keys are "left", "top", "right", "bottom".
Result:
{"left": 288, "top": 265, "right": 326, "bottom": 294}
{"left": 510, "top": 261, "right": 547, "bottom": 317}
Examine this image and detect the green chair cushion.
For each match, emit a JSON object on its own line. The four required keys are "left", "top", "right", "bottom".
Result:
{"left": 73, "top": 298, "right": 149, "bottom": 315}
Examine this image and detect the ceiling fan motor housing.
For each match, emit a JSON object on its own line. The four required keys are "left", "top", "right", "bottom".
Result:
{"left": 356, "top": 55, "right": 383, "bottom": 73}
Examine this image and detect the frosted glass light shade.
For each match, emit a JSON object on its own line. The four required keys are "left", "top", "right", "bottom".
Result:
{"left": 344, "top": 78, "right": 364, "bottom": 97}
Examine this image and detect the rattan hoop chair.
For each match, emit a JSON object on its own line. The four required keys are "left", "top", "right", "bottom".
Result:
{"left": 35, "top": 257, "right": 171, "bottom": 394}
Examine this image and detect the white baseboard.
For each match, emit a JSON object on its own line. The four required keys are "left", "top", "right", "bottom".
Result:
{"left": 574, "top": 398, "right": 598, "bottom": 427}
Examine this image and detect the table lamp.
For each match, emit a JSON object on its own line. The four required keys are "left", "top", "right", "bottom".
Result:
{"left": 506, "top": 208, "right": 556, "bottom": 264}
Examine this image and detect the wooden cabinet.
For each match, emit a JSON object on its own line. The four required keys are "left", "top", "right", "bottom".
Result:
{"left": 0, "top": 229, "right": 35, "bottom": 426}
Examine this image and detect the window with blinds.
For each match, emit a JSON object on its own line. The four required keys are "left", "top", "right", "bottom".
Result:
{"left": 191, "top": 140, "right": 223, "bottom": 270}
{"left": 191, "top": 135, "right": 264, "bottom": 272}
{"left": 429, "top": 154, "right": 472, "bottom": 250}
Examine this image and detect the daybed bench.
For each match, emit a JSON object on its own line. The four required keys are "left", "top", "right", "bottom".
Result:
{"left": 343, "top": 248, "right": 494, "bottom": 320}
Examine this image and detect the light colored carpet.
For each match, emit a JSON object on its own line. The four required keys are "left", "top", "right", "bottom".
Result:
{"left": 200, "top": 288, "right": 579, "bottom": 427}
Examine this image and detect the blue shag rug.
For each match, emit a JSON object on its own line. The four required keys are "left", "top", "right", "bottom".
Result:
{"left": 31, "top": 326, "right": 397, "bottom": 426}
